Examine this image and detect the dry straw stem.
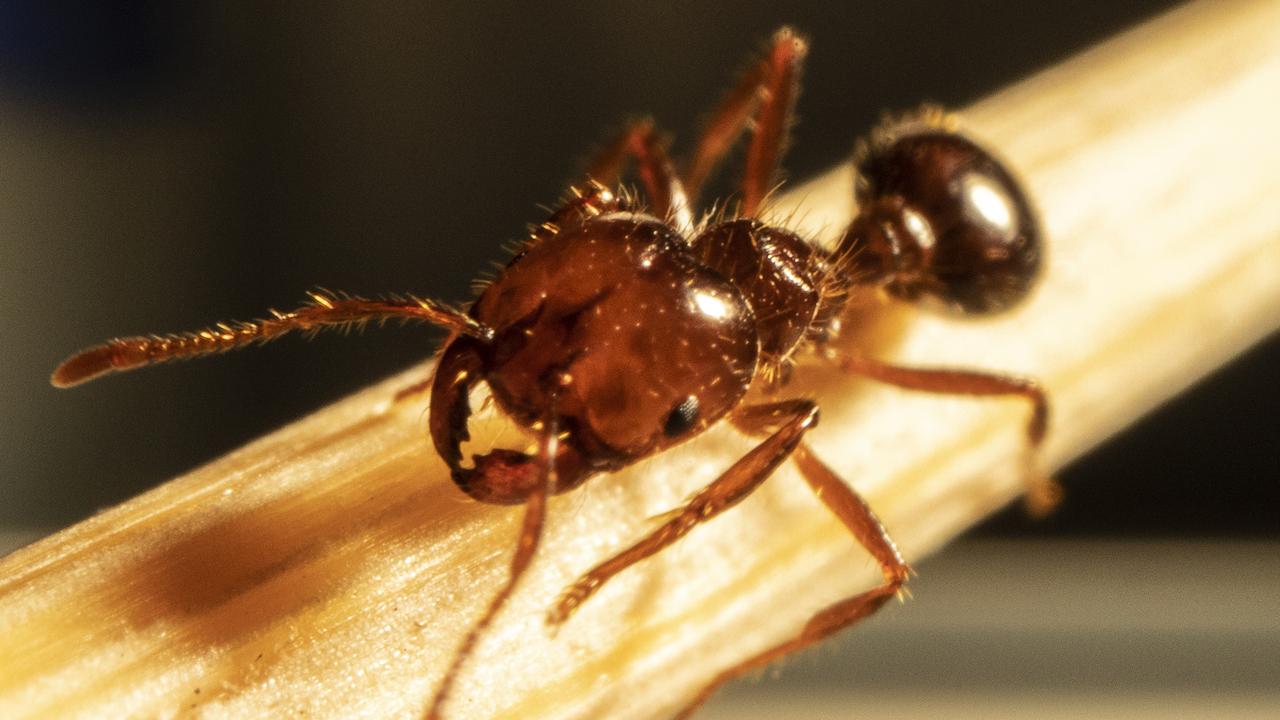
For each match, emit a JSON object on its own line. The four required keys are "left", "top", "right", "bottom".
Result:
{"left": 4, "top": 1, "right": 1280, "bottom": 717}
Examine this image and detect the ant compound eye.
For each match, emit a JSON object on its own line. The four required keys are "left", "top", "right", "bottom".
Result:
{"left": 662, "top": 395, "right": 701, "bottom": 438}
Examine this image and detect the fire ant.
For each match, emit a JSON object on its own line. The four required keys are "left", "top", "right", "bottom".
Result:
{"left": 52, "top": 27, "right": 1052, "bottom": 720}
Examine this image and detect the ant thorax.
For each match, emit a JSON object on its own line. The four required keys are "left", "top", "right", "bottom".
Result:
{"left": 691, "top": 217, "right": 849, "bottom": 383}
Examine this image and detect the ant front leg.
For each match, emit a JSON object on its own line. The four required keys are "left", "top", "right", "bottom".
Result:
{"left": 423, "top": 416, "right": 560, "bottom": 720}
{"left": 546, "top": 400, "right": 819, "bottom": 626}
{"left": 587, "top": 119, "right": 693, "bottom": 234}
{"left": 392, "top": 375, "right": 436, "bottom": 403}
{"left": 684, "top": 27, "right": 807, "bottom": 216}
{"left": 825, "top": 348, "right": 1060, "bottom": 515}
{"left": 672, "top": 441, "right": 910, "bottom": 719}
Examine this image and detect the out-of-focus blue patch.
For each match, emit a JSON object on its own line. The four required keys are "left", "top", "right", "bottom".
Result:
{"left": 0, "top": 2, "right": 174, "bottom": 106}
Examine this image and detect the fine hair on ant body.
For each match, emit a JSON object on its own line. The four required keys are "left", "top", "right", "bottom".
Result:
{"left": 53, "top": 27, "right": 1054, "bottom": 719}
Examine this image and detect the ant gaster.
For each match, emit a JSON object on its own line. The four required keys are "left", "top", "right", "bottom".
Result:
{"left": 53, "top": 28, "right": 1052, "bottom": 719}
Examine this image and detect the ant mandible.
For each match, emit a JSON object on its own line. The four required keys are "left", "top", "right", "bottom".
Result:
{"left": 53, "top": 27, "right": 1053, "bottom": 720}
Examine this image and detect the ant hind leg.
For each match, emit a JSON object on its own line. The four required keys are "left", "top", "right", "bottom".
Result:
{"left": 826, "top": 348, "right": 1059, "bottom": 515}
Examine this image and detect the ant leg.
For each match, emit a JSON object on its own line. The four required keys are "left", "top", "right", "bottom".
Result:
{"left": 587, "top": 119, "right": 693, "bottom": 234}
{"left": 684, "top": 27, "right": 807, "bottom": 215}
{"left": 741, "top": 28, "right": 805, "bottom": 217}
{"left": 392, "top": 376, "right": 435, "bottom": 403}
{"left": 544, "top": 179, "right": 628, "bottom": 231}
{"left": 51, "top": 290, "right": 490, "bottom": 388}
{"left": 546, "top": 400, "right": 818, "bottom": 626}
{"left": 424, "top": 419, "right": 559, "bottom": 720}
{"left": 673, "top": 442, "right": 909, "bottom": 719}
{"left": 826, "top": 348, "right": 1059, "bottom": 515}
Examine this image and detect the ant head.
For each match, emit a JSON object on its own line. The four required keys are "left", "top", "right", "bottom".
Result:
{"left": 838, "top": 113, "right": 1042, "bottom": 315}
{"left": 430, "top": 215, "right": 759, "bottom": 504}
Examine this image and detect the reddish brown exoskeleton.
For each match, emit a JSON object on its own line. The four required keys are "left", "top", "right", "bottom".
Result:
{"left": 53, "top": 28, "right": 1053, "bottom": 719}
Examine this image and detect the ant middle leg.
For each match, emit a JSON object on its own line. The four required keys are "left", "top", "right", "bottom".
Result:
{"left": 587, "top": 119, "right": 693, "bottom": 233}
{"left": 684, "top": 27, "right": 807, "bottom": 216}
{"left": 672, "top": 442, "right": 910, "bottom": 719}
{"left": 824, "top": 348, "right": 1059, "bottom": 515}
{"left": 546, "top": 400, "right": 819, "bottom": 626}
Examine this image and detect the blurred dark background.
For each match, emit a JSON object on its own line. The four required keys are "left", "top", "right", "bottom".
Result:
{"left": 2, "top": 0, "right": 1276, "bottom": 541}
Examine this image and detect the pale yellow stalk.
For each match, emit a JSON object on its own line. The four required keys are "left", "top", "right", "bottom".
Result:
{"left": 3, "top": 1, "right": 1280, "bottom": 718}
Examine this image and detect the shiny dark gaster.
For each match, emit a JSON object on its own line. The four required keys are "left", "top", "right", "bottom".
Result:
{"left": 52, "top": 28, "right": 1052, "bottom": 720}
{"left": 842, "top": 119, "right": 1041, "bottom": 313}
